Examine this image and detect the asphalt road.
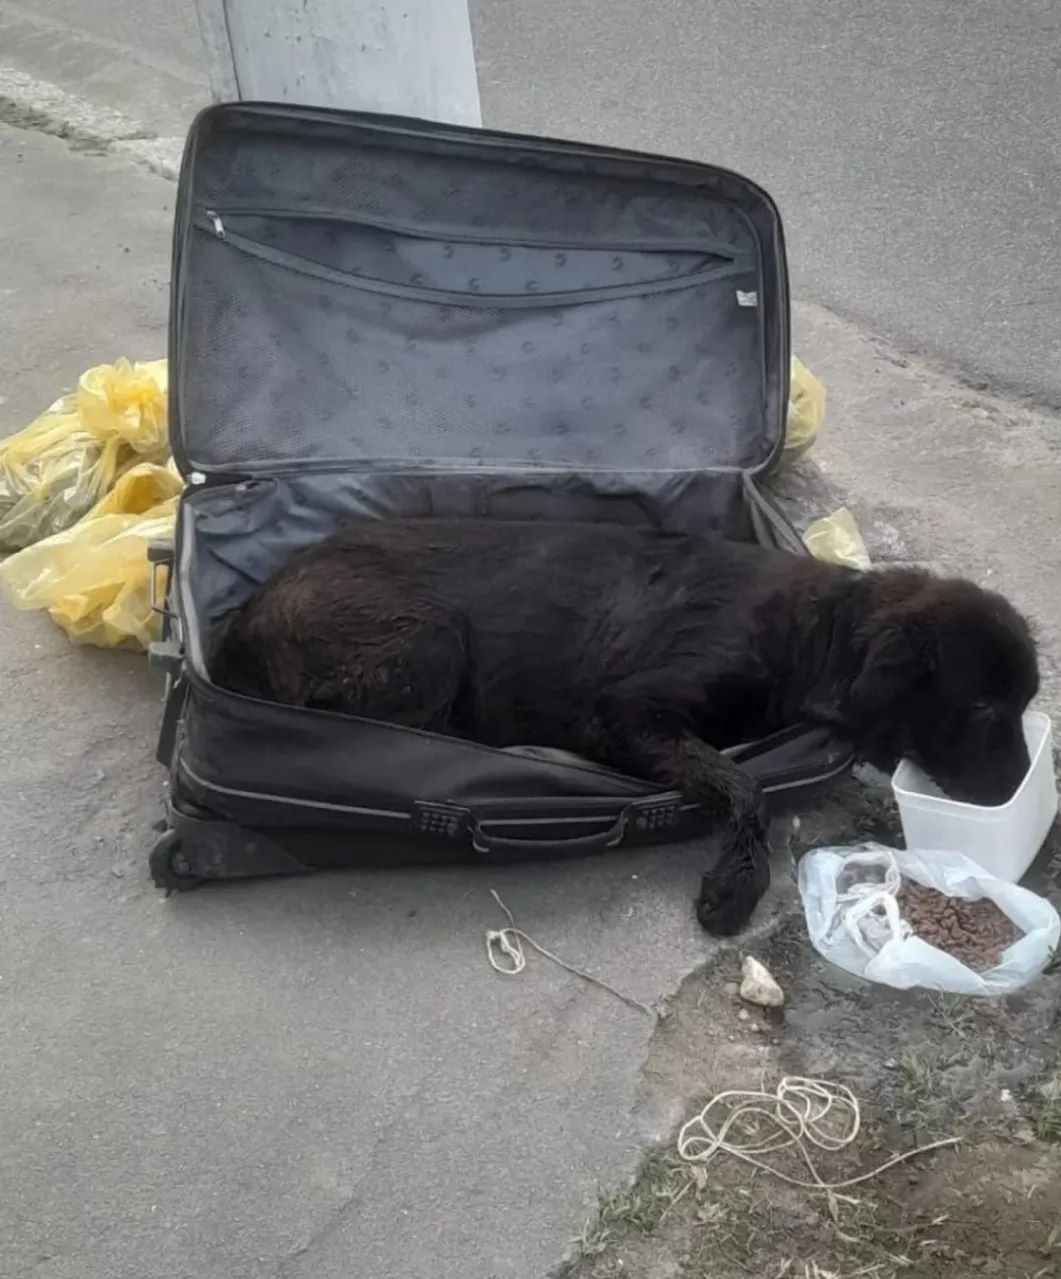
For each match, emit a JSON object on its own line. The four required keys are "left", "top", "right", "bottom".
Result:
{"left": 1, "top": 0, "right": 1059, "bottom": 404}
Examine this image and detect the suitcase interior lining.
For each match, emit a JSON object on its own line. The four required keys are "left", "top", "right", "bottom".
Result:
{"left": 176, "top": 110, "right": 783, "bottom": 478}
{"left": 181, "top": 222, "right": 764, "bottom": 475}
{"left": 178, "top": 467, "right": 775, "bottom": 684}
{"left": 197, "top": 210, "right": 744, "bottom": 296}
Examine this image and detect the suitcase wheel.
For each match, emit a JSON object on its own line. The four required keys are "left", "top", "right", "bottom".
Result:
{"left": 150, "top": 830, "right": 203, "bottom": 892}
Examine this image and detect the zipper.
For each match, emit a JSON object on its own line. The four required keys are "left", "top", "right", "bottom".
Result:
{"left": 200, "top": 203, "right": 739, "bottom": 262}
{"left": 179, "top": 459, "right": 760, "bottom": 493}
{"left": 744, "top": 474, "right": 805, "bottom": 555}
{"left": 192, "top": 212, "right": 752, "bottom": 309}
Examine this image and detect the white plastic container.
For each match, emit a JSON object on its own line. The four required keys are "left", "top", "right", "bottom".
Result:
{"left": 892, "top": 710, "right": 1058, "bottom": 883}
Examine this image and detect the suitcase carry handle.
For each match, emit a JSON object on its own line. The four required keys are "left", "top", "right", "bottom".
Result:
{"left": 470, "top": 813, "right": 628, "bottom": 856}
{"left": 416, "top": 792, "right": 685, "bottom": 856}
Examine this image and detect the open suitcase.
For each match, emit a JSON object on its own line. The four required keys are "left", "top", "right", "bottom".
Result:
{"left": 148, "top": 102, "right": 854, "bottom": 890}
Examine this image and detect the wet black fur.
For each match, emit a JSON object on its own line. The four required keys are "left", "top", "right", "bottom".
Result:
{"left": 214, "top": 518, "right": 1039, "bottom": 935}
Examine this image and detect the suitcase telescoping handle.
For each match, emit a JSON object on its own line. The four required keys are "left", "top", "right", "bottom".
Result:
{"left": 415, "top": 792, "right": 685, "bottom": 857}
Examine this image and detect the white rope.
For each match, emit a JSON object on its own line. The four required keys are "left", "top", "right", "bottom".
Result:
{"left": 677, "top": 1076, "right": 959, "bottom": 1193}
{"left": 485, "top": 890, "right": 657, "bottom": 1018}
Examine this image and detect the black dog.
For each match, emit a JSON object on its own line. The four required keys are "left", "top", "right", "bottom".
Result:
{"left": 214, "top": 519, "right": 1039, "bottom": 934}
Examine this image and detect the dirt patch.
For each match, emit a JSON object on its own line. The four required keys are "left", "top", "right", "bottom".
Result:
{"left": 568, "top": 1137, "right": 1061, "bottom": 1279}
{"left": 562, "top": 791, "right": 1061, "bottom": 1279}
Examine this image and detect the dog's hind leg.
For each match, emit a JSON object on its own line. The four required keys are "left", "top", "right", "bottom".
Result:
{"left": 604, "top": 719, "right": 771, "bottom": 936}
{"left": 307, "top": 605, "right": 470, "bottom": 733}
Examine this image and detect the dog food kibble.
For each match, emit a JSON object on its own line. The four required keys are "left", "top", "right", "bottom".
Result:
{"left": 897, "top": 882, "right": 1019, "bottom": 971}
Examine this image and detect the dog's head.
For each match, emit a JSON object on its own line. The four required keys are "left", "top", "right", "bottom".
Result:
{"left": 845, "top": 572, "right": 1039, "bottom": 805}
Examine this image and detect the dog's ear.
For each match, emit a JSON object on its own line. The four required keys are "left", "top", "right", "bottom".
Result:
{"left": 848, "top": 614, "right": 937, "bottom": 718}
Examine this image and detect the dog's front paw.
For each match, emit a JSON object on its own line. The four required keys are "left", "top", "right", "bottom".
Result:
{"left": 696, "top": 861, "right": 771, "bottom": 936}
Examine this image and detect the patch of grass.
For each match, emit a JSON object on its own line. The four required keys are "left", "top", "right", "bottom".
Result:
{"left": 596, "top": 1153, "right": 691, "bottom": 1234}
{"left": 571, "top": 1215, "right": 612, "bottom": 1261}
{"left": 572, "top": 1152, "right": 694, "bottom": 1263}
{"left": 682, "top": 1187, "right": 790, "bottom": 1277}
{"left": 572, "top": 1152, "right": 793, "bottom": 1274}
{"left": 1032, "top": 1098, "right": 1061, "bottom": 1143}
{"left": 1041, "top": 1220, "right": 1061, "bottom": 1256}
{"left": 925, "top": 993, "right": 979, "bottom": 1041}
{"left": 897, "top": 1047, "right": 940, "bottom": 1129}
{"left": 807, "top": 1181, "right": 919, "bottom": 1274}
{"left": 1028, "top": 1087, "right": 1061, "bottom": 1144}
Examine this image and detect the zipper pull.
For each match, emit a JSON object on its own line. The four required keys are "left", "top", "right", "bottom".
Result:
{"left": 205, "top": 209, "right": 226, "bottom": 239}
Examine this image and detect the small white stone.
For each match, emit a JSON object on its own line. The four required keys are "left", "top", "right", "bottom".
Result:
{"left": 723, "top": 981, "right": 740, "bottom": 998}
{"left": 739, "top": 956, "right": 785, "bottom": 1008}
{"left": 737, "top": 1009, "right": 750, "bottom": 1022}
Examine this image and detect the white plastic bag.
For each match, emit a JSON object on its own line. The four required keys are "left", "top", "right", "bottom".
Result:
{"left": 799, "top": 842, "right": 1060, "bottom": 995}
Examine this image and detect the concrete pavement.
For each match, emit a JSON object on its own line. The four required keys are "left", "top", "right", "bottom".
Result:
{"left": 0, "top": 1, "right": 202, "bottom": 143}
{"left": 2, "top": 42, "right": 1061, "bottom": 1279}
{"left": 0, "top": 128, "right": 755, "bottom": 1279}
{"left": 2, "top": 0, "right": 1060, "bottom": 403}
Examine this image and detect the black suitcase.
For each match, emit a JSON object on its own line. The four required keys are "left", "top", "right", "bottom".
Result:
{"left": 148, "top": 102, "right": 854, "bottom": 890}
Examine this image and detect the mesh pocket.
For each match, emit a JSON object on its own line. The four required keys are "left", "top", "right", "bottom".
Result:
{"left": 180, "top": 226, "right": 763, "bottom": 472}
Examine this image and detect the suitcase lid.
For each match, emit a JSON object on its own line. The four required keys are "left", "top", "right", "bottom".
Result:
{"left": 170, "top": 103, "right": 789, "bottom": 480}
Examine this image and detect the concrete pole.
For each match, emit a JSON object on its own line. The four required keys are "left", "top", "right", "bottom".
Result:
{"left": 194, "top": 0, "right": 481, "bottom": 126}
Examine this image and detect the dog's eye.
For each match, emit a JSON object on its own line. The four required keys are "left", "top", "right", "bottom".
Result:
{"left": 971, "top": 697, "right": 996, "bottom": 717}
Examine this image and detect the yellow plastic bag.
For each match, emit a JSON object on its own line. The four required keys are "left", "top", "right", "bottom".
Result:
{"left": 0, "top": 358, "right": 169, "bottom": 551}
{"left": 803, "top": 506, "right": 871, "bottom": 571}
{"left": 0, "top": 460, "right": 182, "bottom": 650}
{"left": 781, "top": 356, "right": 827, "bottom": 468}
